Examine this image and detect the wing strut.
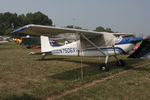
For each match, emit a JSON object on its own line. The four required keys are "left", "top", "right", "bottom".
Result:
{"left": 81, "top": 33, "right": 110, "bottom": 71}
{"left": 80, "top": 33, "right": 108, "bottom": 56}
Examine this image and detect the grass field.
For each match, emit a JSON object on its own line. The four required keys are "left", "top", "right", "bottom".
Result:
{"left": 0, "top": 42, "right": 150, "bottom": 100}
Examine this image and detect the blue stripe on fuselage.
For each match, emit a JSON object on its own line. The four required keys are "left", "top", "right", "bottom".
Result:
{"left": 115, "top": 37, "right": 133, "bottom": 45}
{"left": 101, "top": 47, "right": 126, "bottom": 54}
{"left": 115, "top": 37, "right": 143, "bottom": 45}
{"left": 86, "top": 47, "right": 126, "bottom": 54}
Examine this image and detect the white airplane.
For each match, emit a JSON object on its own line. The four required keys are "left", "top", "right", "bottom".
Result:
{"left": 0, "top": 36, "right": 9, "bottom": 43}
{"left": 11, "top": 24, "right": 143, "bottom": 71}
{"left": 0, "top": 41, "right": 8, "bottom": 43}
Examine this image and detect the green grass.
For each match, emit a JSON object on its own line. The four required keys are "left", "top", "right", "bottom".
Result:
{"left": 0, "top": 42, "right": 150, "bottom": 100}
{"left": 57, "top": 64, "right": 150, "bottom": 100}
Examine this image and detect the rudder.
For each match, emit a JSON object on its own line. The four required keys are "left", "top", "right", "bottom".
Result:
{"left": 40, "top": 36, "right": 54, "bottom": 52}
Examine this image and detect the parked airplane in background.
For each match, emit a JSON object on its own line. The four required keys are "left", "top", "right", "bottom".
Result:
{"left": 0, "top": 36, "right": 9, "bottom": 43}
{"left": 11, "top": 24, "right": 143, "bottom": 71}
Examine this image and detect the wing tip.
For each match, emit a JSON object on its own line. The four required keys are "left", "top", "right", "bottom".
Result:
{"left": 11, "top": 24, "right": 35, "bottom": 34}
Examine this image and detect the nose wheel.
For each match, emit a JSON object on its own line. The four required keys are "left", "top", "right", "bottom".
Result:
{"left": 100, "top": 59, "right": 126, "bottom": 72}
{"left": 116, "top": 59, "right": 125, "bottom": 66}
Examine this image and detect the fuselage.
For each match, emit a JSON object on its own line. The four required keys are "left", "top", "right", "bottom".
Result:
{"left": 49, "top": 35, "right": 143, "bottom": 57}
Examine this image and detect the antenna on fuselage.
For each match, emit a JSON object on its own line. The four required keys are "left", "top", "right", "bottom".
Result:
{"left": 73, "top": 18, "right": 76, "bottom": 28}
{"left": 80, "top": 35, "right": 84, "bottom": 80}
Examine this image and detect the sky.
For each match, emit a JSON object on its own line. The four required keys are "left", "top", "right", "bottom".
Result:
{"left": 0, "top": 0, "right": 150, "bottom": 37}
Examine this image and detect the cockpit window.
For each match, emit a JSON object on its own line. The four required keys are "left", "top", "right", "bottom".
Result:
{"left": 114, "top": 34, "right": 134, "bottom": 37}
{"left": 121, "top": 35, "right": 135, "bottom": 37}
{"left": 115, "top": 36, "right": 122, "bottom": 43}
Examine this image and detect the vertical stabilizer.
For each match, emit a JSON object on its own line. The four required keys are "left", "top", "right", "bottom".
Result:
{"left": 41, "top": 36, "right": 54, "bottom": 52}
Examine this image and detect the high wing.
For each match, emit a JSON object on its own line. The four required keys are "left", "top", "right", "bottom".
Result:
{"left": 11, "top": 24, "right": 115, "bottom": 49}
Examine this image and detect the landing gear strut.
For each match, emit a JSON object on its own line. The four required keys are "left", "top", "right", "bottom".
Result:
{"left": 99, "top": 56, "right": 110, "bottom": 72}
{"left": 99, "top": 46, "right": 126, "bottom": 71}
{"left": 112, "top": 46, "right": 126, "bottom": 67}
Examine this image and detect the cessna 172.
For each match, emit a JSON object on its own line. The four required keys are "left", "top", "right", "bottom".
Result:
{"left": 11, "top": 24, "right": 143, "bottom": 71}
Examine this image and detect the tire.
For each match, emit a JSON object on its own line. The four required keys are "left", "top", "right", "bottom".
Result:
{"left": 100, "top": 64, "right": 109, "bottom": 72}
{"left": 116, "top": 59, "right": 125, "bottom": 66}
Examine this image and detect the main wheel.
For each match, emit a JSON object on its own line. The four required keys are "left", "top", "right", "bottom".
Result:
{"left": 116, "top": 59, "right": 125, "bottom": 66}
{"left": 100, "top": 64, "right": 109, "bottom": 72}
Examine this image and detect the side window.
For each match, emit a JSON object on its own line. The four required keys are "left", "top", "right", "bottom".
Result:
{"left": 115, "top": 36, "right": 122, "bottom": 43}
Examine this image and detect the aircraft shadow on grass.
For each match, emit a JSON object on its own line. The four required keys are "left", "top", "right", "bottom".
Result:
{"left": 36, "top": 57, "right": 66, "bottom": 61}
{"left": 42, "top": 57, "right": 148, "bottom": 80}
{"left": 132, "top": 66, "right": 150, "bottom": 71}
{"left": 123, "top": 58, "right": 150, "bottom": 72}
{"left": 3, "top": 93, "right": 39, "bottom": 100}
{"left": 0, "top": 48, "right": 15, "bottom": 50}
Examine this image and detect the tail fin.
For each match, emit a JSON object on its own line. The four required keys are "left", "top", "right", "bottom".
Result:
{"left": 40, "top": 36, "right": 54, "bottom": 52}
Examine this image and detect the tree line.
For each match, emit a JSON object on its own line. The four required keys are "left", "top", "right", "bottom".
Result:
{"left": 65, "top": 25, "right": 114, "bottom": 33}
{"left": 0, "top": 11, "right": 52, "bottom": 35}
{"left": 0, "top": 11, "right": 114, "bottom": 35}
